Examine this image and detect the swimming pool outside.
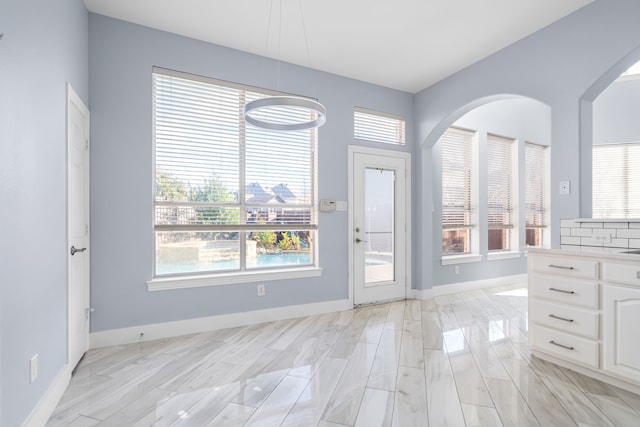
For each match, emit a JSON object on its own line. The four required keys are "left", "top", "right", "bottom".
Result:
{"left": 156, "top": 252, "right": 392, "bottom": 276}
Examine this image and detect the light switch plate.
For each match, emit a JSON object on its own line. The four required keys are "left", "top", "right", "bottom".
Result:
{"left": 559, "top": 180, "right": 571, "bottom": 195}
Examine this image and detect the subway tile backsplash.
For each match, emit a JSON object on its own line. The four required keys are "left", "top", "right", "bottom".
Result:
{"left": 560, "top": 219, "right": 640, "bottom": 250}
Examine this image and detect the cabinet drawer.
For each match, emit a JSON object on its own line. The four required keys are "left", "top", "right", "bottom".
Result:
{"left": 531, "top": 255, "right": 598, "bottom": 279}
{"left": 530, "top": 325, "right": 599, "bottom": 368}
{"left": 602, "top": 262, "right": 640, "bottom": 286}
{"left": 530, "top": 274, "right": 599, "bottom": 309}
{"left": 530, "top": 299, "right": 598, "bottom": 339}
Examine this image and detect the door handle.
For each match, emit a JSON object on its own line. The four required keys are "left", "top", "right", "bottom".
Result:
{"left": 355, "top": 238, "right": 368, "bottom": 243}
{"left": 70, "top": 246, "right": 87, "bottom": 256}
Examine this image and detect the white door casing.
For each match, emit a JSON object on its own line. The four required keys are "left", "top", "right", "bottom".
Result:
{"left": 67, "top": 84, "right": 90, "bottom": 369}
{"left": 349, "top": 146, "right": 411, "bottom": 305}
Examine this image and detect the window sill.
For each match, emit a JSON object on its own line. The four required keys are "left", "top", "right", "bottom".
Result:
{"left": 441, "top": 254, "right": 483, "bottom": 265}
{"left": 147, "top": 266, "right": 323, "bottom": 292}
{"left": 486, "top": 251, "right": 522, "bottom": 261}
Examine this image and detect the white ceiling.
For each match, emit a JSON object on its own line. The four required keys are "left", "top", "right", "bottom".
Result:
{"left": 84, "top": 0, "right": 593, "bottom": 93}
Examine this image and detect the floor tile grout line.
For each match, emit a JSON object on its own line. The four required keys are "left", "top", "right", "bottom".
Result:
{"left": 484, "top": 284, "right": 583, "bottom": 427}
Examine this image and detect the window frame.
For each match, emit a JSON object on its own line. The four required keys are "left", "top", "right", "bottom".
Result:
{"left": 593, "top": 141, "right": 640, "bottom": 219}
{"left": 524, "top": 142, "right": 549, "bottom": 247}
{"left": 148, "top": 67, "right": 321, "bottom": 290}
{"left": 486, "top": 133, "right": 518, "bottom": 253}
{"left": 440, "top": 126, "right": 479, "bottom": 260}
{"left": 353, "top": 106, "right": 406, "bottom": 145}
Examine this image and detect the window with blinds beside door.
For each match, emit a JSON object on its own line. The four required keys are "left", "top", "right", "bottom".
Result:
{"left": 152, "top": 67, "right": 318, "bottom": 278}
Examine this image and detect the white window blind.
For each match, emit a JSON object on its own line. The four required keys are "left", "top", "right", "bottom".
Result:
{"left": 354, "top": 107, "right": 405, "bottom": 145}
{"left": 525, "top": 143, "right": 547, "bottom": 246}
{"left": 441, "top": 127, "right": 474, "bottom": 254}
{"left": 487, "top": 134, "right": 514, "bottom": 251}
{"left": 593, "top": 142, "right": 640, "bottom": 218}
{"left": 153, "top": 67, "right": 317, "bottom": 276}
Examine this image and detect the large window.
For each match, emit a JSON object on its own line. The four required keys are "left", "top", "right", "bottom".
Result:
{"left": 153, "top": 68, "right": 317, "bottom": 277}
{"left": 525, "top": 143, "right": 548, "bottom": 246}
{"left": 593, "top": 142, "right": 640, "bottom": 218}
{"left": 354, "top": 107, "right": 405, "bottom": 145}
{"left": 441, "top": 127, "right": 475, "bottom": 254}
{"left": 487, "top": 134, "right": 515, "bottom": 251}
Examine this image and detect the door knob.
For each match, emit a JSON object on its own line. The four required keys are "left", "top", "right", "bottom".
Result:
{"left": 70, "top": 246, "right": 87, "bottom": 256}
{"left": 355, "top": 238, "right": 368, "bottom": 243}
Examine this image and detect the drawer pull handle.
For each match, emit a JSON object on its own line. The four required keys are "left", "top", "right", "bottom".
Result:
{"left": 549, "top": 264, "right": 575, "bottom": 270}
{"left": 548, "top": 314, "right": 574, "bottom": 323}
{"left": 549, "top": 340, "right": 575, "bottom": 351}
{"left": 548, "top": 287, "right": 575, "bottom": 294}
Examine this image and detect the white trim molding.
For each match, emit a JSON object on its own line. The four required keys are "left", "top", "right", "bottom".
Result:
{"left": 148, "top": 267, "right": 322, "bottom": 291}
{"left": 90, "top": 298, "right": 351, "bottom": 349}
{"left": 441, "top": 254, "right": 483, "bottom": 265}
{"left": 486, "top": 251, "right": 522, "bottom": 261}
{"left": 412, "top": 274, "right": 527, "bottom": 300}
{"left": 21, "top": 364, "right": 72, "bottom": 427}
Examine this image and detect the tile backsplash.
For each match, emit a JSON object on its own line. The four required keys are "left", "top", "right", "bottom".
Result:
{"left": 560, "top": 219, "right": 640, "bottom": 250}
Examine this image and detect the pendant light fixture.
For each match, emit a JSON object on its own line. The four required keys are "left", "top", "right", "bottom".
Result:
{"left": 243, "top": 0, "right": 326, "bottom": 131}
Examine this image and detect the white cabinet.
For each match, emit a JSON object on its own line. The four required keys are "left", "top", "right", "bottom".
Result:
{"left": 602, "top": 262, "right": 640, "bottom": 384}
{"left": 528, "top": 251, "right": 640, "bottom": 393}
{"left": 528, "top": 253, "right": 600, "bottom": 369}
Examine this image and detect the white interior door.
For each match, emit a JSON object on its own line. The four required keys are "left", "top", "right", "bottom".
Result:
{"left": 350, "top": 147, "right": 410, "bottom": 305}
{"left": 67, "top": 84, "right": 90, "bottom": 369}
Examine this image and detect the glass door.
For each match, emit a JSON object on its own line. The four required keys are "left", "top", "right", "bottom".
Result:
{"left": 353, "top": 151, "right": 407, "bottom": 305}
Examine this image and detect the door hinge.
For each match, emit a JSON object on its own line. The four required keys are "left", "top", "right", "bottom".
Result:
{"left": 85, "top": 139, "right": 89, "bottom": 150}
{"left": 85, "top": 224, "right": 89, "bottom": 235}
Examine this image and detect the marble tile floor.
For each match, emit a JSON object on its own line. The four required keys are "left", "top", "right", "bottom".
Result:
{"left": 47, "top": 283, "right": 640, "bottom": 426}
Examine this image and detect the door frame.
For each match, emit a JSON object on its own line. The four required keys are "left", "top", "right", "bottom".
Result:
{"left": 67, "top": 83, "right": 90, "bottom": 368}
{"left": 348, "top": 145, "right": 412, "bottom": 306}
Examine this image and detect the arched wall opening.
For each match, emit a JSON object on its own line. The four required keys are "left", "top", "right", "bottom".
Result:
{"left": 418, "top": 94, "right": 551, "bottom": 288}
{"left": 580, "top": 45, "right": 640, "bottom": 217}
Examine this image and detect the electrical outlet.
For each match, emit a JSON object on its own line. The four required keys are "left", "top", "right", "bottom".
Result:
{"left": 454, "top": 266, "right": 460, "bottom": 275}
{"left": 30, "top": 354, "right": 38, "bottom": 384}
{"left": 559, "top": 180, "right": 571, "bottom": 195}
{"left": 593, "top": 229, "right": 613, "bottom": 243}
{"left": 257, "top": 284, "right": 266, "bottom": 296}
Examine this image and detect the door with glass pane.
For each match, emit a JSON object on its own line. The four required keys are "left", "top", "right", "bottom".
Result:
{"left": 352, "top": 150, "right": 408, "bottom": 305}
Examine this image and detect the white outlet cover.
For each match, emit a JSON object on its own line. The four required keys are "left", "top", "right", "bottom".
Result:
{"left": 559, "top": 180, "right": 571, "bottom": 195}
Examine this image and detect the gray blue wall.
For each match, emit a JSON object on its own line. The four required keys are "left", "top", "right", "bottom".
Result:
{"left": 0, "top": 0, "right": 88, "bottom": 425}
{"left": 5, "top": 1, "right": 640, "bottom": 424}
{"left": 415, "top": 0, "right": 640, "bottom": 288}
{"left": 593, "top": 78, "right": 640, "bottom": 144}
{"left": 88, "top": 14, "right": 414, "bottom": 332}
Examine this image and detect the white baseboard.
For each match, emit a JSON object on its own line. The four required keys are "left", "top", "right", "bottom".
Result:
{"left": 22, "top": 364, "right": 71, "bottom": 427}
{"left": 412, "top": 274, "right": 527, "bottom": 300}
{"left": 90, "top": 298, "right": 352, "bottom": 349}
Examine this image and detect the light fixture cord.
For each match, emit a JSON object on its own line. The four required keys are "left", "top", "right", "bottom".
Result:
{"left": 298, "top": 0, "right": 311, "bottom": 70}
{"left": 260, "top": 0, "right": 275, "bottom": 91}
{"left": 298, "top": 0, "right": 319, "bottom": 103}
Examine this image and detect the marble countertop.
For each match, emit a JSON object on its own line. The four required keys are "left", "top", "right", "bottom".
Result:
{"left": 571, "top": 218, "right": 640, "bottom": 223}
{"left": 526, "top": 246, "right": 640, "bottom": 262}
